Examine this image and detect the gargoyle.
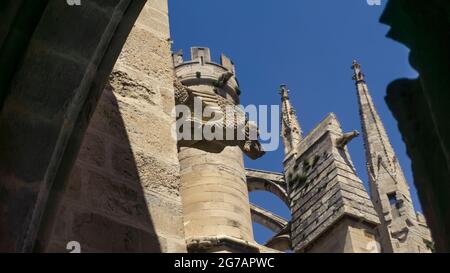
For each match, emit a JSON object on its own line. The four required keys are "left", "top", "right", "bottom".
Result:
{"left": 239, "top": 121, "right": 265, "bottom": 160}
{"left": 336, "top": 130, "right": 360, "bottom": 148}
{"left": 216, "top": 71, "right": 234, "bottom": 87}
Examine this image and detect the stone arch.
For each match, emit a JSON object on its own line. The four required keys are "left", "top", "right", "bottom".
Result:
{"left": 246, "top": 169, "right": 289, "bottom": 207}
{"left": 246, "top": 169, "right": 292, "bottom": 252}
{"left": 250, "top": 203, "right": 288, "bottom": 233}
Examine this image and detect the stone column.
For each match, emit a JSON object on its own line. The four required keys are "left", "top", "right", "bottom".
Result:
{"left": 179, "top": 146, "right": 255, "bottom": 252}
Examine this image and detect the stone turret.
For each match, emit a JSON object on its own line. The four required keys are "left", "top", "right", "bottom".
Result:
{"left": 174, "top": 47, "right": 263, "bottom": 253}
{"left": 352, "top": 60, "right": 433, "bottom": 253}
{"left": 174, "top": 47, "right": 240, "bottom": 103}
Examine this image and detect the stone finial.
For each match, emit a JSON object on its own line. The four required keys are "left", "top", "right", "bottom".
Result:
{"left": 280, "top": 84, "right": 289, "bottom": 99}
{"left": 351, "top": 60, "right": 365, "bottom": 83}
{"left": 173, "top": 49, "right": 184, "bottom": 66}
{"left": 280, "top": 84, "right": 303, "bottom": 155}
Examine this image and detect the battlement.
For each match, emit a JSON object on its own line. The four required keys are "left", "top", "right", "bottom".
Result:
{"left": 173, "top": 46, "right": 241, "bottom": 100}
{"left": 173, "top": 47, "right": 236, "bottom": 74}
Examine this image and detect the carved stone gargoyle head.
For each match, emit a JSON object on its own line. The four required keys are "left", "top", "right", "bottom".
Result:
{"left": 336, "top": 130, "right": 360, "bottom": 149}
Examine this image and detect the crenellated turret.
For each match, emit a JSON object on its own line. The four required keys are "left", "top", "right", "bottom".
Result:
{"left": 174, "top": 47, "right": 263, "bottom": 253}
{"left": 174, "top": 47, "right": 241, "bottom": 103}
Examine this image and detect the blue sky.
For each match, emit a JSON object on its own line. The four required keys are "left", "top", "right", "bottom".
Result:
{"left": 169, "top": 0, "right": 421, "bottom": 244}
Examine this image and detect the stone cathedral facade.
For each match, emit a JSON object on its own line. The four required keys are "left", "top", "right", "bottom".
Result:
{"left": 37, "top": 0, "right": 432, "bottom": 253}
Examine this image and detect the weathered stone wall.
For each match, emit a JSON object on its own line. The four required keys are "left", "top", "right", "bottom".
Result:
{"left": 305, "top": 218, "right": 378, "bottom": 253}
{"left": 43, "top": 0, "right": 186, "bottom": 253}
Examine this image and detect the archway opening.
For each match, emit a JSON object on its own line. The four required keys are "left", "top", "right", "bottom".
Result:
{"left": 249, "top": 191, "right": 291, "bottom": 247}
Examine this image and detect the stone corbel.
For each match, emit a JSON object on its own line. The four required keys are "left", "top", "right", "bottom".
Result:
{"left": 173, "top": 80, "right": 265, "bottom": 160}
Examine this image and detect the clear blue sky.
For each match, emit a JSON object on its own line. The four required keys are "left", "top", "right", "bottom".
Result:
{"left": 169, "top": 0, "right": 421, "bottom": 245}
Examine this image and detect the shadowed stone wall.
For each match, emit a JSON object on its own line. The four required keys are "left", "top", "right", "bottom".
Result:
{"left": 0, "top": 0, "right": 147, "bottom": 252}
{"left": 41, "top": 0, "right": 186, "bottom": 252}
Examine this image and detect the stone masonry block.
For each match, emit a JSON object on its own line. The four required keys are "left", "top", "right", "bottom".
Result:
{"left": 77, "top": 131, "right": 106, "bottom": 168}
{"left": 83, "top": 169, "right": 151, "bottom": 227}
{"left": 110, "top": 70, "right": 160, "bottom": 106}
{"left": 71, "top": 212, "right": 161, "bottom": 252}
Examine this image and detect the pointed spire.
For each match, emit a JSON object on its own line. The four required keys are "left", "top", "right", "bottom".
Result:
{"left": 280, "top": 84, "right": 302, "bottom": 156}
{"left": 353, "top": 61, "right": 426, "bottom": 252}
{"left": 352, "top": 61, "right": 399, "bottom": 177}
